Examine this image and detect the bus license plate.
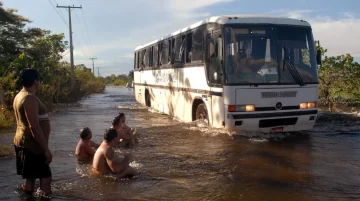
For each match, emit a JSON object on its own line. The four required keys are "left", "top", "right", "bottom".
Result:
{"left": 270, "top": 127, "right": 284, "bottom": 133}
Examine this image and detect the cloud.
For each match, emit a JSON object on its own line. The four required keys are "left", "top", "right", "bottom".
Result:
{"left": 166, "top": 0, "right": 233, "bottom": 19}
{"left": 271, "top": 10, "right": 360, "bottom": 57}
{"left": 167, "top": 0, "right": 233, "bottom": 12}
{"left": 116, "top": 53, "right": 134, "bottom": 59}
{"left": 66, "top": 0, "right": 233, "bottom": 58}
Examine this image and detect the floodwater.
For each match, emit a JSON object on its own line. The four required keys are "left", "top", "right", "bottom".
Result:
{"left": 0, "top": 86, "right": 360, "bottom": 201}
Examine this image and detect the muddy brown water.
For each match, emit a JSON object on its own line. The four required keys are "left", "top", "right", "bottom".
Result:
{"left": 0, "top": 86, "right": 360, "bottom": 201}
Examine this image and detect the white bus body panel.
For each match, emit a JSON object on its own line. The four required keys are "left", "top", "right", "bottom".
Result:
{"left": 135, "top": 66, "right": 319, "bottom": 133}
{"left": 223, "top": 85, "right": 318, "bottom": 133}
{"left": 134, "top": 66, "right": 224, "bottom": 128}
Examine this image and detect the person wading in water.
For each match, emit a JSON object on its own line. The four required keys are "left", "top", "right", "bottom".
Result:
{"left": 92, "top": 128, "right": 136, "bottom": 179}
{"left": 75, "top": 127, "right": 100, "bottom": 160}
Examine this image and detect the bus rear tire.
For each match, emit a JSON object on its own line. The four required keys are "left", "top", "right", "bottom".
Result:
{"left": 196, "top": 103, "right": 208, "bottom": 123}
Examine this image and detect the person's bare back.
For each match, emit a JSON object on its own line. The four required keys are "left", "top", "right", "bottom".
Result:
{"left": 75, "top": 128, "right": 99, "bottom": 159}
{"left": 75, "top": 140, "right": 95, "bottom": 158}
{"left": 92, "top": 128, "right": 136, "bottom": 179}
{"left": 92, "top": 142, "right": 113, "bottom": 175}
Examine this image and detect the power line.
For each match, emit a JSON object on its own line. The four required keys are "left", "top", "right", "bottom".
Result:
{"left": 78, "top": 0, "right": 94, "bottom": 54}
{"left": 89, "top": 57, "right": 97, "bottom": 75}
{"left": 54, "top": 0, "right": 89, "bottom": 58}
{"left": 71, "top": 0, "right": 93, "bottom": 56}
{"left": 73, "top": 9, "right": 92, "bottom": 56}
{"left": 57, "top": 4, "right": 82, "bottom": 90}
{"left": 72, "top": 34, "right": 88, "bottom": 58}
{"left": 81, "top": 9, "right": 94, "bottom": 54}
{"left": 48, "top": 0, "right": 68, "bottom": 28}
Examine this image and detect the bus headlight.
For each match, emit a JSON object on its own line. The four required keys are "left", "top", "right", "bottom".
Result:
{"left": 300, "top": 102, "right": 317, "bottom": 109}
{"left": 228, "top": 104, "right": 255, "bottom": 112}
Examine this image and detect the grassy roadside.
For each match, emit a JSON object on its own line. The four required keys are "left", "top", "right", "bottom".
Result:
{"left": 0, "top": 105, "right": 14, "bottom": 129}
{"left": 0, "top": 144, "right": 13, "bottom": 157}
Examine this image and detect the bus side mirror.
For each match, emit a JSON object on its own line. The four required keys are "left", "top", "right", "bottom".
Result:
{"left": 316, "top": 49, "right": 322, "bottom": 66}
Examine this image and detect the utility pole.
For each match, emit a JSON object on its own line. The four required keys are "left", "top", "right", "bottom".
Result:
{"left": 97, "top": 67, "right": 100, "bottom": 77}
{"left": 57, "top": 4, "right": 82, "bottom": 90}
{"left": 89, "top": 57, "right": 97, "bottom": 75}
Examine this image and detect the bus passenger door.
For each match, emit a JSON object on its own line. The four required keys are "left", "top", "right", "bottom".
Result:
{"left": 206, "top": 29, "right": 225, "bottom": 128}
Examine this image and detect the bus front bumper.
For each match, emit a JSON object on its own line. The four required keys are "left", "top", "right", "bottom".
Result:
{"left": 224, "top": 109, "right": 318, "bottom": 134}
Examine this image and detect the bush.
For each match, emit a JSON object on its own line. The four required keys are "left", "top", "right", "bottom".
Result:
{"left": 0, "top": 105, "right": 14, "bottom": 129}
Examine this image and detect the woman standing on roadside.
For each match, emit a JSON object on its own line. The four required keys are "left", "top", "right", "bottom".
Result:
{"left": 13, "top": 68, "right": 53, "bottom": 198}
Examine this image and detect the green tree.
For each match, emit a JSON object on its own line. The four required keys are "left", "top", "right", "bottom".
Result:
{"left": 0, "top": 2, "right": 106, "bottom": 128}
{"left": 103, "top": 73, "right": 132, "bottom": 86}
{"left": 128, "top": 70, "right": 134, "bottom": 80}
{"left": 316, "top": 42, "right": 360, "bottom": 111}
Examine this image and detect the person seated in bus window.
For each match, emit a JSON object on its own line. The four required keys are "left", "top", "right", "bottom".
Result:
{"left": 111, "top": 116, "right": 137, "bottom": 147}
{"left": 75, "top": 127, "right": 100, "bottom": 159}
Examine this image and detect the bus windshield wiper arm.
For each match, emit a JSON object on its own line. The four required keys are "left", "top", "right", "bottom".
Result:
{"left": 282, "top": 46, "right": 305, "bottom": 86}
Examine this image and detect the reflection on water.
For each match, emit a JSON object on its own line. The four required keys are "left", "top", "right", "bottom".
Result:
{"left": 0, "top": 86, "right": 360, "bottom": 201}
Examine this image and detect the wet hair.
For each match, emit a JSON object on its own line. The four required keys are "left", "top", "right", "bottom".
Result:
{"left": 80, "top": 127, "right": 91, "bottom": 139}
{"left": 19, "top": 68, "right": 40, "bottom": 87}
{"left": 104, "top": 128, "right": 118, "bottom": 143}
{"left": 111, "top": 116, "right": 121, "bottom": 126}
{"left": 118, "top": 112, "right": 125, "bottom": 119}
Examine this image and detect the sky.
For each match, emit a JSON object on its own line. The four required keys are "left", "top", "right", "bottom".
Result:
{"left": 2, "top": 0, "right": 360, "bottom": 76}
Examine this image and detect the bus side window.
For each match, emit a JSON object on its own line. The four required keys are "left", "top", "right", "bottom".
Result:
{"left": 144, "top": 48, "right": 150, "bottom": 67}
{"left": 206, "top": 33, "right": 223, "bottom": 85}
{"left": 176, "top": 35, "right": 186, "bottom": 64}
{"left": 134, "top": 52, "right": 137, "bottom": 70}
{"left": 149, "top": 46, "right": 153, "bottom": 67}
{"left": 192, "top": 28, "right": 204, "bottom": 62}
{"left": 137, "top": 51, "right": 140, "bottom": 69}
{"left": 153, "top": 45, "right": 158, "bottom": 67}
{"left": 186, "top": 32, "right": 192, "bottom": 63}
{"left": 141, "top": 49, "right": 146, "bottom": 68}
{"left": 206, "top": 33, "right": 214, "bottom": 61}
{"left": 216, "top": 36, "right": 223, "bottom": 62}
{"left": 174, "top": 36, "right": 182, "bottom": 65}
{"left": 161, "top": 40, "right": 169, "bottom": 67}
{"left": 170, "top": 38, "right": 175, "bottom": 64}
{"left": 152, "top": 45, "right": 158, "bottom": 67}
{"left": 158, "top": 42, "right": 163, "bottom": 66}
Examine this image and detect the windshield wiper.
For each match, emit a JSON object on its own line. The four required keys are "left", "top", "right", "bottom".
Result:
{"left": 282, "top": 46, "right": 305, "bottom": 86}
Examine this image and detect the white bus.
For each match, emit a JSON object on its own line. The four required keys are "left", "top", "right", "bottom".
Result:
{"left": 133, "top": 15, "right": 321, "bottom": 134}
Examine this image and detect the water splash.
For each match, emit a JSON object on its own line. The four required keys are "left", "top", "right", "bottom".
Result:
{"left": 130, "top": 161, "right": 143, "bottom": 168}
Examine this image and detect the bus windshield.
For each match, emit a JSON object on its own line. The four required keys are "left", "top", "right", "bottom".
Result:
{"left": 224, "top": 25, "right": 318, "bottom": 85}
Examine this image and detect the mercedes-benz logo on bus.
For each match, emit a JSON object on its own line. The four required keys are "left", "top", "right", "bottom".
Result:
{"left": 275, "top": 102, "right": 282, "bottom": 110}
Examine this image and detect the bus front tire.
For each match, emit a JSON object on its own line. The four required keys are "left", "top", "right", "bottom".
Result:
{"left": 196, "top": 103, "right": 208, "bottom": 123}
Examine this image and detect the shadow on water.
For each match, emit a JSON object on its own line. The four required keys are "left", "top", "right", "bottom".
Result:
{"left": 1, "top": 86, "right": 360, "bottom": 201}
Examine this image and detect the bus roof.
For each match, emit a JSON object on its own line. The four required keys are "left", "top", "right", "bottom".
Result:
{"left": 134, "top": 15, "right": 311, "bottom": 51}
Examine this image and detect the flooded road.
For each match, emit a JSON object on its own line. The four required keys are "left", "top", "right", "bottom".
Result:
{"left": 1, "top": 86, "right": 360, "bottom": 201}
